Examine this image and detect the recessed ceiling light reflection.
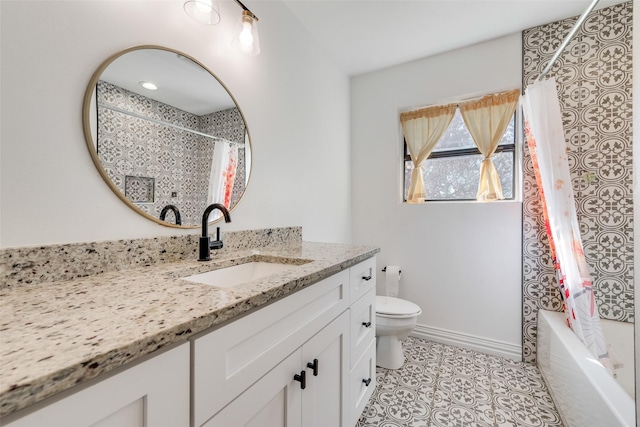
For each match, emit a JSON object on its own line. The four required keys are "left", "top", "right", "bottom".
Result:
{"left": 139, "top": 81, "right": 158, "bottom": 91}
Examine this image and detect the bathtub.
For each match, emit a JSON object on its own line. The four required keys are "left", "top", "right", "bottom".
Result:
{"left": 536, "top": 309, "right": 635, "bottom": 427}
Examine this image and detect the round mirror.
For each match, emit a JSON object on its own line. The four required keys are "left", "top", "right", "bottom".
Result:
{"left": 83, "top": 45, "right": 252, "bottom": 228}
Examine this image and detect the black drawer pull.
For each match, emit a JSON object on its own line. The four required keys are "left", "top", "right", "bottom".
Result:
{"left": 294, "top": 370, "right": 306, "bottom": 389}
{"left": 307, "top": 358, "right": 319, "bottom": 376}
{"left": 362, "top": 378, "right": 372, "bottom": 386}
{"left": 362, "top": 275, "right": 372, "bottom": 281}
{"left": 362, "top": 321, "right": 372, "bottom": 328}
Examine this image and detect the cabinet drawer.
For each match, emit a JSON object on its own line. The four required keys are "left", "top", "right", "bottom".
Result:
{"left": 193, "top": 270, "right": 348, "bottom": 427}
{"left": 349, "top": 288, "right": 376, "bottom": 368}
{"left": 349, "top": 338, "right": 376, "bottom": 427}
{"left": 349, "top": 257, "right": 376, "bottom": 304}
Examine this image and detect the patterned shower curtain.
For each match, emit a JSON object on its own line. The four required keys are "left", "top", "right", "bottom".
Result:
{"left": 522, "top": 78, "right": 612, "bottom": 373}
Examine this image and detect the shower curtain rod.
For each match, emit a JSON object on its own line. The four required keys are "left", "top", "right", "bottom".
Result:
{"left": 98, "top": 102, "right": 245, "bottom": 148}
{"left": 537, "top": 0, "right": 600, "bottom": 82}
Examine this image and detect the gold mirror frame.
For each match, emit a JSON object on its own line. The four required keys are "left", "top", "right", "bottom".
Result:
{"left": 82, "top": 45, "right": 252, "bottom": 229}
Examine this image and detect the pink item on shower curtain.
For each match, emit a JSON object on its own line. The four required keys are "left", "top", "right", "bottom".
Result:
{"left": 208, "top": 140, "right": 238, "bottom": 215}
{"left": 522, "top": 77, "right": 612, "bottom": 373}
{"left": 222, "top": 149, "right": 238, "bottom": 209}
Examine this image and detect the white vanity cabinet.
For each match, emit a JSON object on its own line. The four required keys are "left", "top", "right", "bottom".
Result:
{"left": 3, "top": 343, "right": 190, "bottom": 427}
{"left": 2, "top": 257, "right": 377, "bottom": 427}
{"left": 194, "top": 257, "right": 377, "bottom": 427}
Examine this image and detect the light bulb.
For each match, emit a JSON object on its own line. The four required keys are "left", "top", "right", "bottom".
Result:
{"left": 233, "top": 10, "right": 260, "bottom": 56}
{"left": 239, "top": 21, "right": 254, "bottom": 52}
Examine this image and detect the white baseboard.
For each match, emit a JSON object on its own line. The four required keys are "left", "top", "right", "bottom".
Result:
{"left": 411, "top": 323, "right": 522, "bottom": 361}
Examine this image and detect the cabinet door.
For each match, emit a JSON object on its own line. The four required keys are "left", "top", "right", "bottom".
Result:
{"left": 201, "top": 349, "right": 303, "bottom": 427}
{"left": 4, "top": 343, "right": 190, "bottom": 427}
{"left": 301, "top": 312, "right": 349, "bottom": 427}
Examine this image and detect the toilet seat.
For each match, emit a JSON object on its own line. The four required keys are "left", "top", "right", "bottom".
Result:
{"left": 376, "top": 296, "right": 422, "bottom": 319}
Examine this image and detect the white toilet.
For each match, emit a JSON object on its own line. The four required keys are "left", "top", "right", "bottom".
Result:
{"left": 375, "top": 295, "right": 422, "bottom": 369}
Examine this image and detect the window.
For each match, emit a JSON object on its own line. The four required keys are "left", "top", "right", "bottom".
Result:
{"left": 403, "top": 109, "right": 516, "bottom": 201}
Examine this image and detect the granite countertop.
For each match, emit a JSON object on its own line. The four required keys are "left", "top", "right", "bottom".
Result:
{"left": 0, "top": 241, "right": 379, "bottom": 418}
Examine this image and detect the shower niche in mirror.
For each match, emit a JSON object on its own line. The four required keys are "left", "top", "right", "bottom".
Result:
{"left": 83, "top": 46, "right": 251, "bottom": 228}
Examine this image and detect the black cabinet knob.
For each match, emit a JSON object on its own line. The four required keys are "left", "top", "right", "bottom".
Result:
{"left": 362, "top": 275, "right": 372, "bottom": 281}
{"left": 294, "top": 370, "right": 306, "bottom": 390}
{"left": 362, "top": 378, "right": 372, "bottom": 386}
{"left": 362, "top": 321, "right": 372, "bottom": 328}
{"left": 307, "top": 358, "right": 319, "bottom": 376}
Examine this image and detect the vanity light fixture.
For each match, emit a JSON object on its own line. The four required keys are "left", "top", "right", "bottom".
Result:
{"left": 139, "top": 81, "right": 158, "bottom": 91}
{"left": 232, "top": 2, "right": 260, "bottom": 56}
{"left": 183, "top": 0, "right": 260, "bottom": 56}
{"left": 183, "top": 0, "right": 221, "bottom": 25}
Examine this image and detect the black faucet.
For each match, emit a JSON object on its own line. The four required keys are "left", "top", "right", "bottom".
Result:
{"left": 199, "top": 203, "right": 231, "bottom": 261}
{"left": 159, "top": 204, "right": 182, "bottom": 225}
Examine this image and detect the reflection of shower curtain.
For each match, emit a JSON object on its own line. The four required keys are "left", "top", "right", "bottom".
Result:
{"left": 207, "top": 140, "right": 238, "bottom": 217}
{"left": 522, "top": 78, "right": 612, "bottom": 373}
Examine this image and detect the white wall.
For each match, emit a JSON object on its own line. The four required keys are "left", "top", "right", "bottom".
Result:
{"left": 0, "top": 0, "right": 351, "bottom": 248}
{"left": 351, "top": 34, "right": 523, "bottom": 356}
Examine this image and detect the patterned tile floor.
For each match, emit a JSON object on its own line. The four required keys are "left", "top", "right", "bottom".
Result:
{"left": 356, "top": 337, "right": 563, "bottom": 427}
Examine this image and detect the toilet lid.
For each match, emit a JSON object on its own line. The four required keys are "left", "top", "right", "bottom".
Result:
{"left": 376, "top": 296, "right": 421, "bottom": 316}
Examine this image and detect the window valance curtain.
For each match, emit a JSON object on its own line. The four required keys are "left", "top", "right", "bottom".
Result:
{"left": 459, "top": 89, "right": 520, "bottom": 202}
{"left": 400, "top": 104, "right": 457, "bottom": 203}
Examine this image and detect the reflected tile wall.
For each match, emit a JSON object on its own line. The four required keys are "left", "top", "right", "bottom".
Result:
{"left": 97, "top": 81, "right": 214, "bottom": 225}
{"left": 96, "top": 82, "right": 246, "bottom": 226}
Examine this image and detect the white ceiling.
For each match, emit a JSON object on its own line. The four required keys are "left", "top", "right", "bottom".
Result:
{"left": 281, "top": 0, "right": 627, "bottom": 76}
{"left": 99, "top": 1, "right": 626, "bottom": 113}
{"left": 100, "top": 48, "right": 237, "bottom": 116}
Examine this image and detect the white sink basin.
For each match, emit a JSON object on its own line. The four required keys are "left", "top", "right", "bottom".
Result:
{"left": 182, "top": 262, "right": 299, "bottom": 288}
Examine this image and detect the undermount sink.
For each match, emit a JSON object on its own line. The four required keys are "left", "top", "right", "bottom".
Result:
{"left": 181, "top": 261, "right": 301, "bottom": 288}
